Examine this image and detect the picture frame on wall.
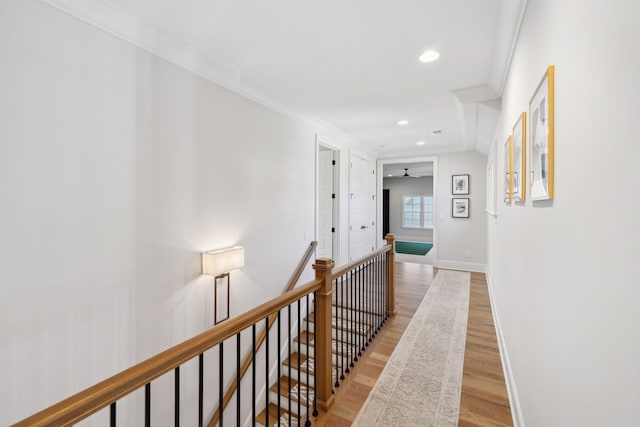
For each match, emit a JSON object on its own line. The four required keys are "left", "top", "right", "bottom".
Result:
{"left": 452, "top": 198, "right": 470, "bottom": 218}
{"left": 512, "top": 112, "right": 526, "bottom": 201}
{"left": 452, "top": 174, "right": 470, "bottom": 195}
{"left": 504, "top": 135, "right": 513, "bottom": 204}
{"left": 530, "top": 65, "right": 555, "bottom": 201}
{"left": 214, "top": 273, "right": 230, "bottom": 324}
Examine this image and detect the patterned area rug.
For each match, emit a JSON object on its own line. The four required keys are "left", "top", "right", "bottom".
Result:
{"left": 352, "top": 269, "right": 470, "bottom": 427}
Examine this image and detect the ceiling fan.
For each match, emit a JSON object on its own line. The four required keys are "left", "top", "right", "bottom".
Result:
{"left": 403, "top": 168, "right": 421, "bottom": 178}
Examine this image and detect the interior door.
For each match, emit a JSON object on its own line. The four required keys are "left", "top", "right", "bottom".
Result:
{"left": 317, "top": 150, "right": 334, "bottom": 259}
{"left": 349, "top": 155, "right": 376, "bottom": 261}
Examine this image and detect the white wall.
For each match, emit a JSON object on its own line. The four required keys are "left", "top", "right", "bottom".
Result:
{"left": 383, "top": 176, "right": 434, "bottom": 242}
{"left": 488, "top": 1, "right": 640, "bottom": 426}
{"left": 0, "top": 1, "right": 364, "bottom": 424}
{"left": 436, "top": 151, "right": 487, "bottom": 271}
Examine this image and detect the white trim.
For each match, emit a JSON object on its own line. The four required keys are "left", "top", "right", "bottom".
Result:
{"left": 485, "top": 274, "right": 525, "bottom": 427}
{"left": 39, "top": 0, "right": 369, "bottom": 154}
{"left": 315, "top": 136, "right": 341, "bottom": 264}
{"left": 393, "top": 236, "right": 433, "bottom": 244}
{"left": 437, "top": 259, "right": 486, "bottom": 273}
{"left": 377, "top": 156, "right": 439, "bottom": 266}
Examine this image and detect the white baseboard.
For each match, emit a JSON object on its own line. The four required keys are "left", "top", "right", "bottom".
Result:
{"left": 485, "top": 274, "right": 525, "bottom": 427}
{"left": 436, "top": 259, "right": 486, "bottom": 273}
{"left": 394, "top": 236, "right": 433, "bottom": 244}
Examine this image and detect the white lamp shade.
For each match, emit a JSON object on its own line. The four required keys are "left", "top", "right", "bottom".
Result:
{"left": 202, "top": 246, "right": 245, "bottom": 276}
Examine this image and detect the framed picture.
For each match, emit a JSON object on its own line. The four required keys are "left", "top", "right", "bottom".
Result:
{"left": 486, "top": 141, "right": 497, "bottom": 215}
{"left": 504, "top": 135, "right": 513, "bottom": 204}
{"left": 452, "top": 198, "right": 470, "bottom": 218}
{"left": 452, "top": 174, "right": 470, "bottom": 195}
{"left": 529, "top": 65, "right": 554, "bottom": 201}
{"left": 214, "top": 273, "right": 230, "bottom": 324}
{"left": 512, "top": 112, "right": 526, "bottom": 202}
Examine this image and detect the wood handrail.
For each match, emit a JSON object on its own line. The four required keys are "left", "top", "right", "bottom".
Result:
{"left": 208, "top": 241, "right": 318, "bottom": 426}
{"left": 331, "top": 244, "right": 392, "bottom": 279}
{"left": 12, "top": 278, "right": 323, "bottom": 427}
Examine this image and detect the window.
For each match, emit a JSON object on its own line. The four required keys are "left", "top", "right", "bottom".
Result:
{"left": 402, "top": 195, "right": 433, "bottom": 229}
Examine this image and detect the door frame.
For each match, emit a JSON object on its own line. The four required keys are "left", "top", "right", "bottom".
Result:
{"left": 315, "top": 138, "right": 340, "bottom": 263}
{"left": 376, "top": 156, "right": 439, "bottom": 266}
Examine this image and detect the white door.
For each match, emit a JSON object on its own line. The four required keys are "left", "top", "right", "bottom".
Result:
{"left": 317, "top": 150, "right": 334, "bottom": 259}
{"left": 349, "top": 155, "right": 376, "bottom": 261}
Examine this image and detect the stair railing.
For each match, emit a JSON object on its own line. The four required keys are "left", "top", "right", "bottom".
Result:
{"left": 11, "top": 234, "right": 395, "bottom": 427}
{"left": 207, "top": 241, "right": 317, "bottom": 426}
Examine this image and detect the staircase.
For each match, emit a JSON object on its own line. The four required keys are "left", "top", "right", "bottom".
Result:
{"left": 256, "top": 283, "right": 383, "bottom": 427}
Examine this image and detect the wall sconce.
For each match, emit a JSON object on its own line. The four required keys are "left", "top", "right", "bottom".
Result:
{"left": 202, "top": 246, "right": 244, "bottom": 324}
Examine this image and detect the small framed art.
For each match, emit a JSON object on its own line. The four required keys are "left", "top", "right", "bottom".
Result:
{"left": 452, "top": 198, "right": 470, "bottom": 218}
{"left": 452, "top": 174, "right": 470, "bottom": 195}
{"left": 512, "top": 112, "right": 526, "bottom": 202}
{"left": 214, "top": 273, "right": 230, "bottom": 324}
{"left": 530, "top": 65, "right": 554, "bottom": 201}
{"left": 504, "top": 135, "right": 513, "bottom": 204}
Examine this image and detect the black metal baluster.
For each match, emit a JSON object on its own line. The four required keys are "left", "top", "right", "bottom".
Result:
{"left": 305, "top": 294, "right": 312, "bottom": 427}
{"left": 199, "top": 354, "right": 204, "bottom": 427}
{"left": 288, "top": 305, "right": 292, "bottom": 426}
{"left": 367, "top": 260, "right": 372, "bottom": 345}
{"left": 252, "top": 324, "right": 256, "bottom": 427}
{"left": 175, "top": 367, "right": 180, "bottom": 427}
{"left": 348, "top": 272, "right": 354, "bottom": 369}
{"left": 358, "top": 266, "right": 368, "bottom": 351}
{"left": 385, "top": 252, "right": 389, "bottom": 322}
{"left": 110, "top": 402, "right": 116, "bottom": 427}
{"left": 342, "top": 274, "right": 349, "bottom": 375}
{"left": 297, "top": 300, "right": 301, "bottom": 424}
{"left": 342, "top": 274, "right": 357, "bottom": 373}
{"left": 145, "top": 383, "right": 151, "bottom": 427}
{"left": 340, "top": 277, "right": 346, "bottom": 380}
{"left": 237, "top": 333, "right": 241, "bottom": 427}
{"left": 334, "top": 277, "right": 340, "bottom": 388}
{"left": 375, "top": 255, "right": 380, "bottom": 332}
{"left": 379, "top": 254, "right": 383, "bottom": 327}
{"left": 277, "top": 311, "right": 281, "bottom": 427}
{"left": 350, "top": 268, "right": 362, "bottom": 362}
{"left": 219, "top": 342, "right": 224, "bottom": 427}
{"left": 351, "top": 271, "right": 358, "bottom": 363}
{"left": 265, "top": 318, "right": 270, "bottom": 425}
{"left": 312, "top": 293, "right": 318, "bottom": 417}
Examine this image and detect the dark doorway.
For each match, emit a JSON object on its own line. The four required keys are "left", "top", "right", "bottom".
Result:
{"left": 383, "top": 189, "right": 390, "bottom": 237}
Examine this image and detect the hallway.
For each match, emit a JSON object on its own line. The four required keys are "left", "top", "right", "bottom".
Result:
{"left": 314, "top": 263, "right": 512, "bottom": 426}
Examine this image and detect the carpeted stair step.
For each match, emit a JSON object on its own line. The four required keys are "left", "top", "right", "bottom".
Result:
{"left": 268, "top": 376, "right": 315, "bottom": 416}
{"left": 256, "top": 403, "right": 301, "bottom": 427}
{"left": 282, "top": 352, "right": 338, "bottom": 387}
{"left": 306, "top": 312, "right": 374, "bottom": 338}
{"left": 293, "top": 331, "right": 361, "bottom": 359}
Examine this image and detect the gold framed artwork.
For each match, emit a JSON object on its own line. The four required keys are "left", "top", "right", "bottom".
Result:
{"left": 529, "top": 65, "right": 554, "bottom": 201}
{"left": 512, "top": 112, "right": 526, "bottom": 201}
{"left": 504, "top": 135, "right": 513, "bottom": 204}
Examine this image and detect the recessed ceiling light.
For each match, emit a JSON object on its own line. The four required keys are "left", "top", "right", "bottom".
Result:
{"left": 431, "top": 129, "right": 443, "bottom": 135}
{"left": 416, "top": 141, "right": 425, "bottom": 146}
{"left": 419, "top": 50, "right": 440, "bottom": 63}
{"left": 397, "top": 119, "right": 409, "bottom": 126}
{"left": 388, "top": 174, "right": 393, "bottom": 177}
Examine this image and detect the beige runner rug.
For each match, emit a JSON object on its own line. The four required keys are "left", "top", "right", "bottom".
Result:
{"left": 352, "top": 269, "right": 470, "bottom": 427}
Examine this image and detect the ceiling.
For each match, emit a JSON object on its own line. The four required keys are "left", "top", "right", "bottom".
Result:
{"left": 383, "top": 162, "right": 434, "bottom": 178}
{"left": 62, "top": 0, "right": 527, "bottom": 156}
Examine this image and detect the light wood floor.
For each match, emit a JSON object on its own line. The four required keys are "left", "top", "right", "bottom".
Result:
{"left": 313, "top": 264, "right": 513, "bottom": 426}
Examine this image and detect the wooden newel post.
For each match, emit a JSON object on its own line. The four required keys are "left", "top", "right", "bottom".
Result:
{"left": 385, "top": 234, "right": 397, "bottom": 316}
{"left": 312, "top": 258, "right": 335, "bottom": 412}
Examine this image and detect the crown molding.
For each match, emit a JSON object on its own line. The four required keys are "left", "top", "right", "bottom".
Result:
{"left": 39, "top": 0, "right": 366, "bottom": 152}
{"left": 490, "top": 0, "right": 529, "bottom": 95}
